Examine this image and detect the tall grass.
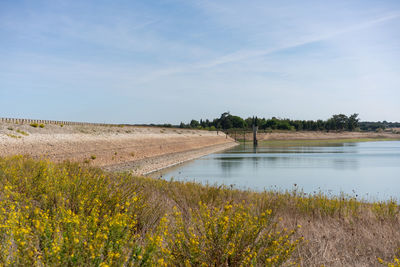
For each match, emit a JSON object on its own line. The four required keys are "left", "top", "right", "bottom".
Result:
{"left": 0, "top": 156, "right": 399, "bottom": 266}
{"left": 0, "top": 156, "right": 303, "bottom": 266}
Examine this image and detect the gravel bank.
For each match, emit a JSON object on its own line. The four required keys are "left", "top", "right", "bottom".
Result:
{"left": 0, "top": 122, "right": 237, "bottom": 174}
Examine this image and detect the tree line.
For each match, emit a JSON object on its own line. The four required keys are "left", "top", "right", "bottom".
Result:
{"left": 177, "top": 112, "right": 397, "bottom": 132}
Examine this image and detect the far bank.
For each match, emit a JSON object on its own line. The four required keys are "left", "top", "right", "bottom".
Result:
{"left": 228, "top": 130, "right": 400, "bottom": 142}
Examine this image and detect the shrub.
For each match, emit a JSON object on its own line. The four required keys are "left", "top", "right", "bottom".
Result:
{"left": 6, "top": 134, "right": 21, "bottom": 139}
{"left": 378, "top": 254, "right": 400, "bottom": 266}
{"left": 16, "top": 129, "right": 29, "bottom": 136}
{"left": 30, "top": 123, "right": 38, "bottom": 128}
{"left": 161, "top": 202, "right": 302, "bottom": 266}
{"left": 0, "top": 156, "right": 303, "bottom": 266}
{"left": 0, "top": 157, "right": 146, "bottom": 266}
{"left": 39, "top": 124, "right": 45, "bottom": 128}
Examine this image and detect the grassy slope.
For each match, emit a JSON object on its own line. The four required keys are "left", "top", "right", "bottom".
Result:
{"left": 0, "top": 156, "right": 399, "bottom": 266}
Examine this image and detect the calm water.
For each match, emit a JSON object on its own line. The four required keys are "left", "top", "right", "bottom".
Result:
{"left": 150, "top": 141, "right": 400, "bottom": 201}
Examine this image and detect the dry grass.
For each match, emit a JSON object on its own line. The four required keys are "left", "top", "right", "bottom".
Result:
{"left": 0, "top": 156, "right": 399, "bottom": 266}
{"left": 137, "top": 179, "right": 400, "bottom": 266}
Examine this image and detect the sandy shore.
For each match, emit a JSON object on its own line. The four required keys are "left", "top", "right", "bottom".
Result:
{"left": 0, "top": 122, "right": 237, "bottom": 175}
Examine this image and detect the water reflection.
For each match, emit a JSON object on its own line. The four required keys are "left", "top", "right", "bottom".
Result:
{"left": 150, "top": 141, "right": 400, "bottom": 201}
{"left": 332, "top": 158, "right": 359, "bottom": 170}
{"left": 219, "top": 158, "right": 243, "bottom": 174}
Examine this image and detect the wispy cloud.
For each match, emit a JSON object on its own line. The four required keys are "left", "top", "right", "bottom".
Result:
{"left": 132, "top": 11, "right": 400, "bottom": 85}
{"left": 1, "top": 1, "right": 399, "bottom": 122}
{"left": 195, "top": 12, "right": 400, "bottom": 69}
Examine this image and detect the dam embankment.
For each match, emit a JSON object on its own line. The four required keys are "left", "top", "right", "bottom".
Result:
{"left": 0, "top": 122, "right": 237, "bottom": 175}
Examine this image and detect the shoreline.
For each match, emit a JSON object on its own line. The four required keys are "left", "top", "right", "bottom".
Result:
{"left": 103, "top": 142, "right": 238, "bottom": 175}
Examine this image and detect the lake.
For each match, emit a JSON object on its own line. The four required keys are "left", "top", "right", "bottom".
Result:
{"left": 150, "top": 141, "right": 400, "bottom": 201}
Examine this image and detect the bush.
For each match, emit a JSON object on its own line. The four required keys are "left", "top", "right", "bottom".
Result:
{"left": 16, "top": 129, "right": 29, "bottom": 136}
{"left": 0, "top": 156, "right": 303, "bottom": 266}
{"left": 30, "top": 123, "right": 38, "bottom": 128}
{"left": 161, "top": 202, "right": 302, "bottom": 266}
{"left": 0, "top": 157, "right": 145, "bottom": 266}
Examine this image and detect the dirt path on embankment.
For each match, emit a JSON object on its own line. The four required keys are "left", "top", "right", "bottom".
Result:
{"left": 0, "top": 122, "right": 237, "bottom": 175}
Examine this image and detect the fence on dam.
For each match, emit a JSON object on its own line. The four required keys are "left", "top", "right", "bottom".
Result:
{"left": 0, "top": 117, "right": 112, "bottom": 127}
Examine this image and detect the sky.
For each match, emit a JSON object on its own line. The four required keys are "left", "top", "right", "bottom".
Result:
{"left": 1, "top": 0, "right": 399, "bottom": 124}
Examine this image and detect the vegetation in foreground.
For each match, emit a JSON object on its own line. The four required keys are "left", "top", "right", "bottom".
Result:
{"left": 0, "top": 156, "right": 399, "bottom": 266}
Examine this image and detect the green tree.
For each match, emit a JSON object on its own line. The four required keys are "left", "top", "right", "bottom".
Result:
{"left": 331, "top": 114, "right": 348, "bottom": 131}
{"left": 190, "top": 119, "right": 200, "bottom": 128}
{"left": 347, "top": 113, "right": 359, "bottom": 131}
{"left": 230, "top": 116, "right": 246, "bottom": 128}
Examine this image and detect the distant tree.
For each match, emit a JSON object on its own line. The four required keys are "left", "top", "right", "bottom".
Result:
{"left": 219, "top": 112, "right": 233, "bottom": 130}
{"left": 245, "top": 117, "right": 253, "bottom": 129}
{"left": 347, "top": 113, "right": 359, "bottom": 131}
{"left": 182, "top": 112, "right": 375, "bottom": 132}
{"left": 200, "top": 119, "right": 208, "bottom": 128}
{"left": 326, "top": 118, "right": 336, "bottom": 131}
{"left": 190, "top": 119, "right": 200, "bottom": 128}
{"left": 277, "top": 120, "right": 291, "bottom": 130}
{"left": 230, "top": 115, "right": 246, "bottom": 128}
{"left": 291, "top": 120, "right": 303, "bottom": 131}
{"left": 316, "top": 120, "right": 325, "bottom": 130}
{"left": 330, "top": 114, "right": 348, "bottom": 131}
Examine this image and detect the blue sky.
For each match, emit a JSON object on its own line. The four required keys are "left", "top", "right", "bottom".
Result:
{"left": 1, "top": 0, "right": 399, "bottom": 124}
